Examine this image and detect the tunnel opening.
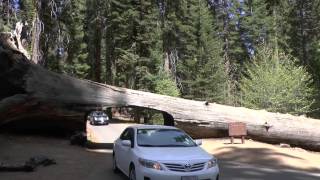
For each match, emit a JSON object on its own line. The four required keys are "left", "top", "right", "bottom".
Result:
{"left": 0, "top": 105, "right": 175, "bottom": 144}
{"left": 85, "top": 106, "right": 175, "bottom": 146}
{"left": 85, "top": 106, "right": 174, "bottom": 126}
{"left": 110, "top": 106, "right": 175, "bottom": 126}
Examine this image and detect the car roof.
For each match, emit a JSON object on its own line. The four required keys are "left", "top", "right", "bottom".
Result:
{"left": 128, "top": 124, "right": 178, "bottom": 130}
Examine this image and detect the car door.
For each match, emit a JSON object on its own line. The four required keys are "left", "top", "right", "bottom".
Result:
{"left": 122, "top": 128, "right": 135, "bottom": 174}
{"left": 116, "top": 128, "right": 133, "bottom": 173}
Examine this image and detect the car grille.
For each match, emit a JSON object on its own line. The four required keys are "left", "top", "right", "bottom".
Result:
{"left": 163, "top": 162, "right": 206, "bottom": 172}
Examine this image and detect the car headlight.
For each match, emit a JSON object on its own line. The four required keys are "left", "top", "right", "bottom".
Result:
{"left": 207, "top": 158, "right": 218, "bottom": 169}
{"left": 138, "top": 158, "right": 163, "bottom": 170}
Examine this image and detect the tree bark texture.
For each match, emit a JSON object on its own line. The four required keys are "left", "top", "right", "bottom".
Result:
{"left": 1, "top": 32, "right": 320, "bottom": 151}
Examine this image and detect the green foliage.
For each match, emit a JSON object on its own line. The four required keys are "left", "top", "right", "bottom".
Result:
{"left": 161, "top": 0, "right": 227, "bottom": 103}
{"left": 148, "top": 113, "right": 164, "bottom": 125}
{"left": 20, "top": 0, "right": 36, "bottom": 23}
{"left": 187, "top": 0, "right": 227, "bottom": 103}
{"left": 0, "top": 0, "right": 14, "bottom": 31}
{"left": 3, "top": 0, "right": 320, "bottom": 118}
{"left": 212, "top": 0, "right": 251, "bottom": 105}
{"left": 240, "top": 45, "right": 315, "bottom": 115}
{"left": 106, "top": 0, "right": 161, "bottom": 89}
{"left": 63, "top": 0, "right": 90, "bottom": 78}
{"left": 241, "top": 0, "right": 273, "bottom": 47}
{"left": 40, "top": 0, "right": 90, "bottom": 78}
{"left": 115, "top": 47, "right": 139, "bottom": 88}
{"left": 0, "top": 20, "right": 12, "bottom": 32}
{"left": 154, "top": 73, "right": 180, "bottom": 97}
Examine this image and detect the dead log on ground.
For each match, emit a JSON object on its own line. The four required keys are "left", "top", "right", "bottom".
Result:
{"left": 1, "top": 31, "right": 320, "bottom": 151}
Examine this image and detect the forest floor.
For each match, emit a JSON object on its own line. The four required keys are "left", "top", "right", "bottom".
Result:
{"left": 0, "top": 124, "right": 320, "bottom": 180}
{"left": 202, "top": 138, "right": 320, "bottom": 174}
{"left": 87, "top": 121, "right": 320, "bottom": 173}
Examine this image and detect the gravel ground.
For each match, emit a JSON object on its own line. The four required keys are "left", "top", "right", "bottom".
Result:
{"left": 0, "top": 134, "right": 126, "bottom": 180}
{"left": 1, "top": 124, "right": 320, "bottom": 180}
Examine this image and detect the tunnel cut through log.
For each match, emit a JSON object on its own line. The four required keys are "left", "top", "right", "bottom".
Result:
{"left": 1, "top": 31, "right": 320, "bottom": 150}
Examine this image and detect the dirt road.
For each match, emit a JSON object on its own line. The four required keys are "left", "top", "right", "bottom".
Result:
{"left": 0, "top": 134, "right": 126, "bottom": 180}
{"left": 1, "top": 123, "right": 320, "bottom": 180}
{"left": 86, "top": 121, "right": 134, "bottom": 143}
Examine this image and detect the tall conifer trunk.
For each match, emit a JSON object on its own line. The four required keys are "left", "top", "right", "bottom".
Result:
{"left": 94, "top": 17, "right": 102, "bottom": 82}
{"left": 30, "top": 0, "right": 41, "bottom": 64}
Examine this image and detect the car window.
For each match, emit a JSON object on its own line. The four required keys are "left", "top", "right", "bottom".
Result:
{"left": 120, "top": 128, "right": 134, "bottom": 148}
{"left": 137, "top": 129, "right": 196, "bottom": 147}
{"left": 90, "top": 111, "right": 107, "bottom": 117}
{"left": 128, "top": 128, "right": 134, "bottom": 148}
{"left": 120, "top": 129, "right": 130, "bottom": 140}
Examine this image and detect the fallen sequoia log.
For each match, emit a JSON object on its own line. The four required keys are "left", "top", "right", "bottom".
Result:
{"left": 1, "top": 31, "right": 320, "bottom": 151}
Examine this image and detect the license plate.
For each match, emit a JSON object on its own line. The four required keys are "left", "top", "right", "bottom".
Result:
{"left": 181, "top": 176, "right": 198, "bottom": 180}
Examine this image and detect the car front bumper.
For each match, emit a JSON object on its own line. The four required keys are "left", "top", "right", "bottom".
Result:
{"left": 92, "top": 120, "right": 108, "bottom": 125}
{"left": 136, "top": 165, "right": 219, "bottom": 180}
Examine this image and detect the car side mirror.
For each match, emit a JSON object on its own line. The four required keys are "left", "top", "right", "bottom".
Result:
{"left": 121, "top": 140, "right": 131, "bottom": 147}
{"left": 195, "top": 139, "right": 202, "bottom": 146}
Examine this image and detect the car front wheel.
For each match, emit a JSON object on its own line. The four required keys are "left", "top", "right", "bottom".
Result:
{"left": 129, "top": 166, "right": 136, "bottom": 180}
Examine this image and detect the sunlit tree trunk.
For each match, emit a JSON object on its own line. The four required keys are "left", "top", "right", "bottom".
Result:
{"left": 30, "top": 0, "right": 42, "bottom": 64}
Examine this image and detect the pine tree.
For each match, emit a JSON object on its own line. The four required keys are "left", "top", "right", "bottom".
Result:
{"left": 105, "top": 0, "right": 138, "bottom": 87}
{"left": 240, "top": 45, "right": 315, "bottom": 115}
{"left": 161, "top": 0, "right": 190, "bottom": 90}
{"left": 84, "top": 0, "right": 105, "bottom": 82}
{"left": 270, "top": 0, "right": 320, "bottom": 116}
{"left": 39, "top": 1, "right": 61, "bottom": 71}
{"left": 241, "top": 0, "right": 272, "bottom": 48}
{"left": 106, "top": 0, "right": 163, "bottom": 90}
{"left": 63, "top": 0, "right": 89, "bottom": 78}
{"left": 285, "top": 0, "right": 320, "bottom": 83}
{"left": 159, "top": 0, "right": 228, "bottom": 101}
{"left": 0, "top": 0, "right": 16, "bottom": 31}
{"left": 211, "top": 0, "right": 250, "bottom": 105}
{"left": 133, "top": 0, "right": 164, "bottom": 91}
{"left": 186, "top": 0, "right": 227, "bottom": 103}
{"left": 262, "top": 0, "right": 292, "bottom": 55}
{"left": 153, "top": 72, "right": 180, "bottom": 97}
{"left": 39, "top": 0, "right": 90, "bottom": 78}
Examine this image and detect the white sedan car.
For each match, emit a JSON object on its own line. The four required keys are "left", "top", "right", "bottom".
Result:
{"left": 113, "top": 125, "right": 219, "bottom": 180}
{"left": 87, "top": 111, "right": 109, "bottom": 125}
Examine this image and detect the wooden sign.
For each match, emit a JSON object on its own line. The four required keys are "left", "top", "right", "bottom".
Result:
{"left": 228, "top": 122, "right": 247, "bottom": 144}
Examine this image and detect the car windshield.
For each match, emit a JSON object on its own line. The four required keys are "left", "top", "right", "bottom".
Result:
{"left": 92, "top": 111, "right": 107, "bottom": 117}
{"left": 137, "top": 129, "right": 196, "bottom": 147}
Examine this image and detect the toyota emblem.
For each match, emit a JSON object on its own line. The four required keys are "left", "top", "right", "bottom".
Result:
{"left": 184, "top": 163, "right": 192, "bottom": 171}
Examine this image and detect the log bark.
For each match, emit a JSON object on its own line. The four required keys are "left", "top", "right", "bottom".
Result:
{"left": 1, "top": 32, "right": 320, "bottom": 151}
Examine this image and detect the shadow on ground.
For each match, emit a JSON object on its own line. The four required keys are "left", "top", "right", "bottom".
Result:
{"left": 1, "top": 133, "right": 320, "bottom": 180}
{"left": 0, "top": 134, "right": 127, "bottom": 180}
{"left": 86, "top": 141, "right": 114, "bottom": 149}
{"left": 214, "top": 146, "right": 320, "bottom": 180}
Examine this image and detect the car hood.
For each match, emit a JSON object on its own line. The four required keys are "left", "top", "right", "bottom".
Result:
{"left": 137, "top": 146, "right": 213, "bottom": 162}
